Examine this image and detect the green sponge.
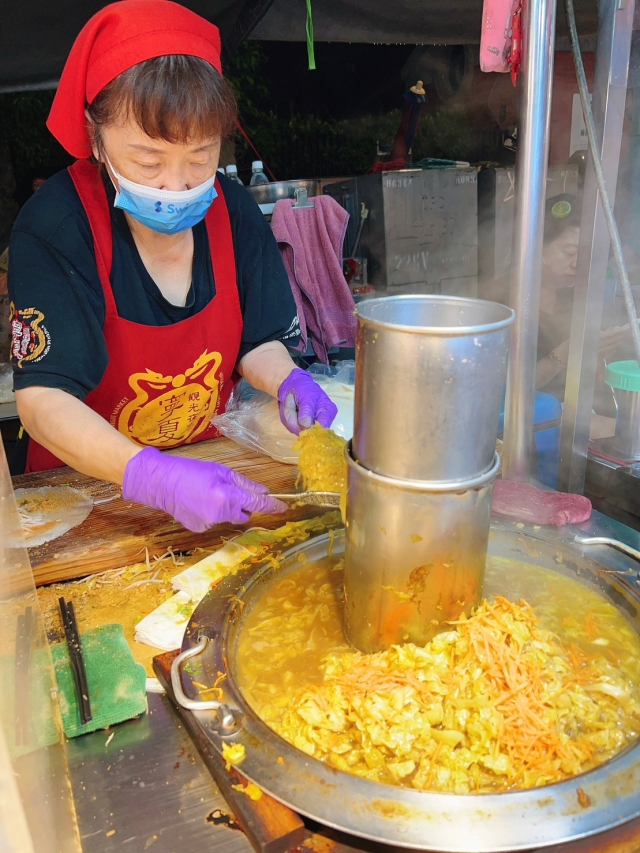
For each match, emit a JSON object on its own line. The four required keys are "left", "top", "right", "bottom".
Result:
{"left": 51, "top": 623, "right": 147, "bottom": 738}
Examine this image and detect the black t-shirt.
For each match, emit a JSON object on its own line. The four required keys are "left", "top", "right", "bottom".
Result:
{"left": 8, "top": 170, "right": 300, "bottom": 400}
{"left": 481, "top": 274, "right": 573, "bottom": 400}
{"left": 537, "top": 288, "right": 574, "bottom": 401}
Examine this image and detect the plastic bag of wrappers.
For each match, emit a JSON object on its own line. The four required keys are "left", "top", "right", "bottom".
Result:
{"left": 213, "top": 361, "right": 355, "bottom": 464}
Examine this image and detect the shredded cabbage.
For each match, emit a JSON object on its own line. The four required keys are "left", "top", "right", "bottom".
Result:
{"left": 237, "top": 561, "right": 640, "bottom": 794}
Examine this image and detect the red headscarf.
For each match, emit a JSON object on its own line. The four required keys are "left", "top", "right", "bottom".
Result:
{"left": 48, "top": 0, "right": 223, "bottom": 159}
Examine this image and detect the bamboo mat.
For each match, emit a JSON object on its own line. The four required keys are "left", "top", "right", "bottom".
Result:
{"left": 12, "top": 438, "right": 310, "bottom": 587}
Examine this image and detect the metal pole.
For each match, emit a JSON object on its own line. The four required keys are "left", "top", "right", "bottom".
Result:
{"left": 503, "top": 0, "right": 557, "bottom": 481}
{"left": 557, "top": 0, "right": 635, "bottom": 493}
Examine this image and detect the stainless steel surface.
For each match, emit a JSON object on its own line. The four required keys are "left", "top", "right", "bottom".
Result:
{"left": 323, "top": 169, "right": 478, "bottom": 295}
{"left": 575, "top": 533, "right": 640, "bottom": 566}
{"left": 67, "top": 691, "right": 253, "bottom": 853}
{"left": 502, "top": 0, "right": 556, "bottom": 482}
{"left": 180, "top": 510, "right": 640, "bottom": 852}
{"left": 598, "top": 436, "right": 640, "bottom": 463}
{"left": 270, "top": 490, "right": 341, "bottom": 507}
{"left": 558, "top": 0, "right": 635, "bottom": 493}
{"left": 343, "top": 448, "right": 499, "bottom": 652}
{"left": 246, "top": 178, "right": 319, "bottom": 207}
{"left": 292, "top": 187, "right": 315, "bottom": 209}
{"left": 612, "top": 388, "right": 640, "bottom": 458}
{"left": 0, "top": 400, "right": 17, "bottom": 421}
{"left": 585, "top": 452, "right": 640, "bottom": 530}
{"left": 171, "top": 638, "right": 240, "bottom": 728}
{"left": 353, "top": 295, "right": 513, "bottom": 482}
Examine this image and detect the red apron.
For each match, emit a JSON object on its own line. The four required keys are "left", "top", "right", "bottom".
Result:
{"left": 26, "top": 160, "right": 243, "bottom": 472}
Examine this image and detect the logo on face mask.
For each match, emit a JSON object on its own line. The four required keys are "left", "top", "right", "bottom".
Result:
{"left": 154, "top": 201, "right": 162, "bottom": 213}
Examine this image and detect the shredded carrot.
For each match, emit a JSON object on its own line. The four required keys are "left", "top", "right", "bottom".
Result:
{"left": 424, "top": 743, "right": 443, "bottom": 790}
{"left": 584, "top": 611, "right": 600, "bottom": 641}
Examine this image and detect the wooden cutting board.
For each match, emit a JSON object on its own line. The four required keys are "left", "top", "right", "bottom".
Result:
{"left": 11, "top": 438, "right": 314, "bottom": 587}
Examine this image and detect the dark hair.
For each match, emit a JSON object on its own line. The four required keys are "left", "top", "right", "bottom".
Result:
{"left": 543, "top": 193, "right": 582, "bottom": 246}
{"left": 87, "top": 55, "right": 237, "bottom": 151}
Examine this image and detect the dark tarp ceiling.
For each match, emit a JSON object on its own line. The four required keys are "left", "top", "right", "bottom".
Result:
{"left": 3, "top": 0, "right": 598, "bottom": 91}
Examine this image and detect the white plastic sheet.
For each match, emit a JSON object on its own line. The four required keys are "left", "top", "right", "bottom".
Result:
{"left": 214, "top": 362, "right": 355, "bottom": 464}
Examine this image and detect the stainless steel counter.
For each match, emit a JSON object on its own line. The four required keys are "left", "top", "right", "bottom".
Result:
{"left": 67, "top": 691, "right": 254, "bottom": 853}
{"left": 585, "top": 454, "right": 640, "bottom": 531}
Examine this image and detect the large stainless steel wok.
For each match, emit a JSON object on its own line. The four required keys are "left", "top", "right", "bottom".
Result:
{"left": 172, "top": 511, "right": 640, "bottom": 852}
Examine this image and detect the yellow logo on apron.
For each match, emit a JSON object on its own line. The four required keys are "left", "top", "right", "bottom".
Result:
{"left": 117, "top": 350, "right": 223, "bottom": 447}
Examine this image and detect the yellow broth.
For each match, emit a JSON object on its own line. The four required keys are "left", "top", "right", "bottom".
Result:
{"left": 235, "top": 554, "right": 640, "bottom": 791}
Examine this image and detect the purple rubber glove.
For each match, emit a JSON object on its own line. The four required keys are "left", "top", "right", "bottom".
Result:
{"left": 122, "top": 447, "right": 286, "bottom": 533}
{"left": 277, "top": 368, "right": 339, "bottom": 436}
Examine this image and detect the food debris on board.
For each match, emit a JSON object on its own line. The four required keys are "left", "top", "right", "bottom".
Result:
{"left": 37, "top": 511, "right": 342, "bottom": 677}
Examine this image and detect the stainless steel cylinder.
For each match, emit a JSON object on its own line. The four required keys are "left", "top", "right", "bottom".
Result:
{"left": 353, "top": 295, "right": 514, "bottom": 482}
{"left": 612, "top": 389, "right": 640, "bottom": 459}
{"left": 344, "top": 446, "right": 500, "bottom": 653}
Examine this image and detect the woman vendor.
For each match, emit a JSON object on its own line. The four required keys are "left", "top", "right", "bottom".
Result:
{"left": 8, "top": 0, "right": 337, "bottom": 532}
{"left": 483, "top": 194, "right": 628, "bottom": 402}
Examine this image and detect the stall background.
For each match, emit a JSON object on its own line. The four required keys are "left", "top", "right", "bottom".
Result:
{"left": 0, "top": 0, "right": 599, "bottom": 204}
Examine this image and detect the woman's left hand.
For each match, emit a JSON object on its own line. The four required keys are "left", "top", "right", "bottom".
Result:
{"left": 277, "top": 368, "right": 338, "bottom": 435}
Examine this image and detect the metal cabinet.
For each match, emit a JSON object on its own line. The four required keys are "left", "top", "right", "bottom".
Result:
{"left": 324, "top": 169, "right": 478, "bottom": 296}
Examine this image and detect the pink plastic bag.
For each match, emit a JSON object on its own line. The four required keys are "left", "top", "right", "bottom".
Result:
{"left": 480, "top": 0, "right": 517, "bottom": 73}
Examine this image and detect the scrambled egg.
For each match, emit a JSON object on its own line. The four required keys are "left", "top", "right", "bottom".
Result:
{"left": 221, "top": 742, "right": 246, "bottom": 769}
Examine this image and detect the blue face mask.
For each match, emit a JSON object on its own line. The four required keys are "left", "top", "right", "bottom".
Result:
{"left": 106, "top": 157, "right": 218, "bottom": 234}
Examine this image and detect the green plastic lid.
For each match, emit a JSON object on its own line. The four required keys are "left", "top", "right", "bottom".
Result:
{"left": 551, "top": 200, "right": 572, "bottom": 218}
{"left": 605, "top": 360, "right": 640, "bottom": 392}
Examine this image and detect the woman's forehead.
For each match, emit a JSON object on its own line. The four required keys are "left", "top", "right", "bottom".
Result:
{"left": 103, "top": 118, "right": 220, "bottom": 153}
{"left": 553, "top": 226, "right": 580, "bottom": 245}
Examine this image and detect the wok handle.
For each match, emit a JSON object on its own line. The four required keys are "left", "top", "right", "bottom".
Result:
{"left": 171, "top": 636, "right": 240, "bottom": 731}
{"left": 574, "top": 535, "right": 640, "bottom": 567}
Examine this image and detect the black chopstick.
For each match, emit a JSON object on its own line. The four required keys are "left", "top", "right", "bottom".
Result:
{"left": 58, "top": 597, "right": 92, "bottom": 725}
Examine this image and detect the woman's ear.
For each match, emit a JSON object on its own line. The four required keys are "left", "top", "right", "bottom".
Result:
{"left": 85, "top": 109, "right": 101, "bottom": 161}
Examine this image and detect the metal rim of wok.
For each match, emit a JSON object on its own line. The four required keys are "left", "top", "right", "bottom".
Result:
{"left": 181, "top": 515, "right": 640, "bottom": 852}
{"left": 355, "top": 294, "right": 516, "bottom": 337}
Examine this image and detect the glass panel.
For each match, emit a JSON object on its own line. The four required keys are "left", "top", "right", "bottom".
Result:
{"left": 0, "top": 442, "right": 81, "bottom": 852}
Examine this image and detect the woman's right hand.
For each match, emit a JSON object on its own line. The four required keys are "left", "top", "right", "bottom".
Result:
{"left": 599, "top": 325, "right": 629, "bottom": 360}
{"left": 550, "top": 326, "right": 628, "bottom": 367}
{"left": 122, "top": 447, "right": 286, "bottom": 533}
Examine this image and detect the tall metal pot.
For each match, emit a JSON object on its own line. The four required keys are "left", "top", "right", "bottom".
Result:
{"left": 353, "top": 295, "right": 514, "bottom": 482}
{"left": 344, "top": 445, "right": 500, "bottom": 652}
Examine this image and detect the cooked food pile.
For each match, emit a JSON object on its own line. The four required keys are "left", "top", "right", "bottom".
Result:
{"left": 294, "top": 425, "right": 347, "bottom": 516}
{"left": 237, "top": 559, "right": 640, "bottom": 794}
